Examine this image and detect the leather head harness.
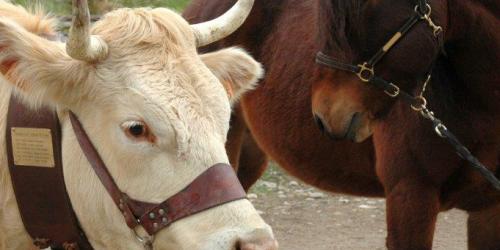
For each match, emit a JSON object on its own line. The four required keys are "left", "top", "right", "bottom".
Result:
{"left": 315, "top": 0, "right": 443, "bottom": 107}
{"left": 7, "top": 96, "right": 247, "bottom": 250}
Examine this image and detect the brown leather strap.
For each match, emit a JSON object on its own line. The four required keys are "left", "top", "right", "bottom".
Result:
{"left": 69, "top": 112, "right": 142, "bottom": 228}
{"left": 69, "top": 112, "right": 247, "bottom": 236}
{"left": 6, "top": 95, "right": 93, "bottom": 250}
{"left": 137, "top": 163, "right": 247, "bottom": 235}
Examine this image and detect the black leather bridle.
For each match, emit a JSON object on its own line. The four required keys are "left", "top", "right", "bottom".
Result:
{"left": 316, "top": 0, "right": 442, "bottom": 106}
{"left": 314, "top": 0, "right": 500, "bottom": 190}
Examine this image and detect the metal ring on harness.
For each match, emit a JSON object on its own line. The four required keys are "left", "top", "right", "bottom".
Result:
{"left": 411, "top": 96, "right": 428, "bottom": 111}
{"left": 414, "top": 3, "right": 432, "bottom": 18}
{"left": 356, "top": 62, "right": 375, "bottom": 82}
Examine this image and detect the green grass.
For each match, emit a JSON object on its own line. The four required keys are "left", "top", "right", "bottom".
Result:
{"left": 10, "top": 0, "right": 191, "bottom": 15}
{"left": 116, "top": 0, "right": 191, "bottom": 10}
{"left": 249, "top": 163, "right": 289, "bottom": 194}
{"left": 11, "top": 0, "right": 70, "bottom": 15}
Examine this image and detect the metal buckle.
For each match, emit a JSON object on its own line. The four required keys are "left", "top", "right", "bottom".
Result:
{"left": 133, "top": 227, "right": 154, "bottom": 250}
{"left": 384, "top": 83, "right": 400, "bottom": 97}
{"left": 356, "top": 62, "right": 375, "bottom": 82}
{"left": 411, "top": 96, "right": 428, "bottom": 111}
{"left": 414, "top": 4, "right": 443, "bottom": 37}
{"left": 434, "top": 123, "right": 448, "bottom": 138}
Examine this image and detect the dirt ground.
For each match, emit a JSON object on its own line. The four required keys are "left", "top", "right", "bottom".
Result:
{"left": 249, "top": 165, "right": 468, "bottom": 250}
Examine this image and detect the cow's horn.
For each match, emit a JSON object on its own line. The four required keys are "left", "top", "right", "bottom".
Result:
{"left": 66, "top": 0, "right": 108, "bottom": 62}
{"left": 191, "top": 0, "right": 254, "bottom": 47}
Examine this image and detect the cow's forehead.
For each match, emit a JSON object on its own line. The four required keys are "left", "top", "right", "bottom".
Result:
{"left": 92, "top": 7, "right": 196, "bottom": 54}
{"left": 86, "top": 7, "right": 231, "bottom": 135}
{"left": 96, "top": 54, "right": 226, "bottom": 118}
{"left": 92, "top": 47, "right": 229, "bottom": 131}
{"left": 92, "top": 7, "right": 208, "bottom": 90}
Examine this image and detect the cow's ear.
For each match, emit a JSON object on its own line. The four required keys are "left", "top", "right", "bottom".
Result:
{"left": 201, "top": 47, "right": 263, "bottom": 104}
{"left": 0, "top": 18, "right": 83, "bottom": 108}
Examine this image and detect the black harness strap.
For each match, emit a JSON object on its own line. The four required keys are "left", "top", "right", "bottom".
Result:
{"left": 367, "top": 13, "right": 421, "bottom": 67}
{"left": 418, "top": 0, "right": 428, "bottom": 15}
{"left": 316, "top": 51, "right": 359, "bottom": 73}
{"left": 424, "top": 113, "right": 500, "bottom": 190}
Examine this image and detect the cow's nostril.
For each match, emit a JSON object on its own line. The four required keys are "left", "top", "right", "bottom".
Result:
{"left": 314, "top": 115, "right": 326, "bottom": 133}
{"left": 236, "top": 240, "right": 279, "bottom": 250}
{"left": 236, "top": 228, "right": 278, "bottom": 250}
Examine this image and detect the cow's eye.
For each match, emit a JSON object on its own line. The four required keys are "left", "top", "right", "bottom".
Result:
{"left": 129, "top": 124, "right": 145, "bottom": 137}
{"left": 122, "top": 121, "right": 150, "bottom": 140}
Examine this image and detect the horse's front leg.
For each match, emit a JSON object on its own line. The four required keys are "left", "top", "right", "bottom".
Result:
{"left": 467, "top": 204, "right": 500, "bottom": 250}
{"left": 385, "top": 178, "right": 440, "bottom": 250}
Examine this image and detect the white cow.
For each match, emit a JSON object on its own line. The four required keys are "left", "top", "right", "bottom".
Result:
{"left": 0, "top": 0, "right": 277, "bottom": 249}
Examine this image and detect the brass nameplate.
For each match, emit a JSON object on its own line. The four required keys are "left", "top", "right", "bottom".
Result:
{"left": 11, "top": 127, "right": 55, "bottom": 168}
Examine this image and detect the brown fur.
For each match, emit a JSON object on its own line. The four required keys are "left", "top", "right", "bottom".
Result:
{"left": 226, "top": 105, "right": 268, "bottom": 191}
{"left": 467, "top": 204, "right": 500, "bottom": 250}
{"left": 185, "top": 0, "right": 500, "bottom": 249}
{"left": 315, "top": 1, "right": 500, "bottom": 248}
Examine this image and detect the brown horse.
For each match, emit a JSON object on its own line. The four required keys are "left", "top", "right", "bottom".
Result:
{"left": 184, "top": 0, "right": 500, "bottom": 249}
{"left": 311, "top": 0, "right": 500, "bottom": 249}
{"left": 185, "top": 0, "right": 381, "bottom": 196}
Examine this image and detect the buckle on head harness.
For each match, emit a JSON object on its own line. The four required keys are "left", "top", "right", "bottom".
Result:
{"left": 415, "top": 3, "right": 443, "bottom": 37}
{"left": 356, "top": 62, "right": 375, "bottom": 82}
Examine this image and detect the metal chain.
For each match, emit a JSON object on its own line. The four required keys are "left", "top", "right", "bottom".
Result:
{"left": 419, "top": 74, "right": 431, "bottom": 97}
{"left": 414, "top": 75, "right": 448, "bottom": 137}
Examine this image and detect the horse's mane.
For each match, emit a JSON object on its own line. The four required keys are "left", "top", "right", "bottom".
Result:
{"left": 317, "top": 0, "right": 364, "bottom": 55}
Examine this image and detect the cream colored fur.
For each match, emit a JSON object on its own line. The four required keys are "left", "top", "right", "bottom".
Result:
{"left": 201, "top": 47, "right": 263, "bottom": 101}
{"left": 0, "top": 2, "right": 271, "bottom": 250}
